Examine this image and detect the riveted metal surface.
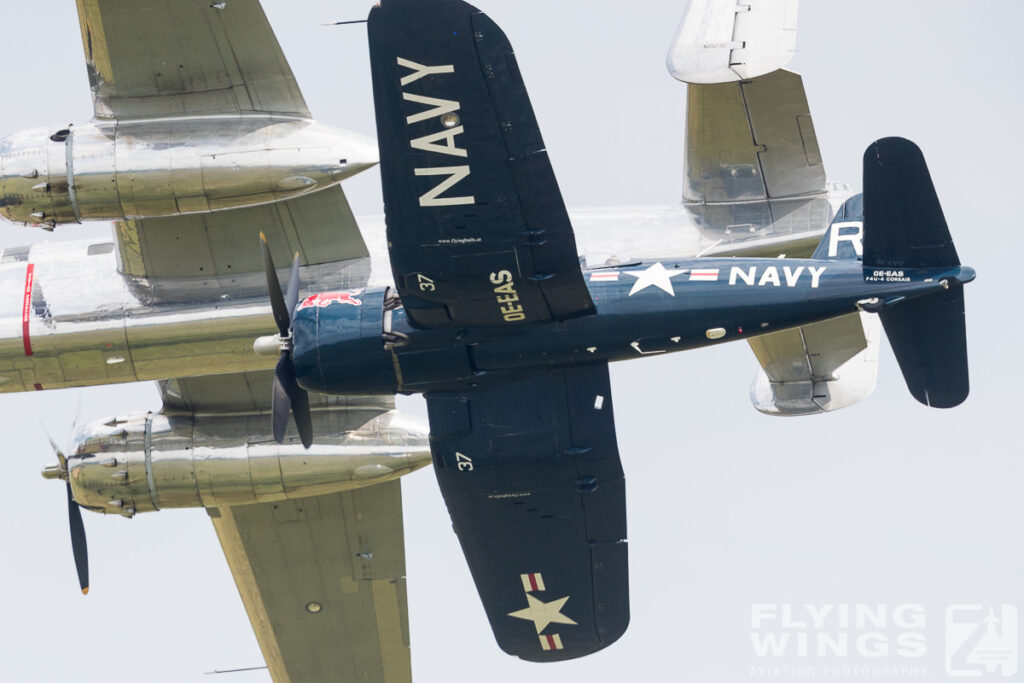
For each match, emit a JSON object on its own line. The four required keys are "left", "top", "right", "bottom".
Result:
{"left": 67, "top": 409, "right": 431, "bottom": 513}
{"left": 0, "top": 118, "right": 377, "bottom": 225}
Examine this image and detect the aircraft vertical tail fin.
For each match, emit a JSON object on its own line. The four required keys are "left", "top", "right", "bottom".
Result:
{"left": 862, "top": 137, "right": 969, "bottom": 408}
{"left": 863, "top": 137, "right": 959, "bottom": 269}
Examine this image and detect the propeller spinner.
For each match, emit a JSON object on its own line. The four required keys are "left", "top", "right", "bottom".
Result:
{"left": 256, "top": 233, "right": 314, "bottom": 448}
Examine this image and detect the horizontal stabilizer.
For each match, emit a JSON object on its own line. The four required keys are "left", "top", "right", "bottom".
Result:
{"left": 864, "top": 137, "right": 959, "bottom": 269}
{"left": 667, "top": 0, "right": 799, "bottom": 84}
{"left": 880, "top": 287, "right": 969, "bottom": 408}
{"left": 749, "top": 312, "right": 880, "bottom": 415}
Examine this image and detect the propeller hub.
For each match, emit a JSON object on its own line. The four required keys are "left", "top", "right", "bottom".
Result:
{"left": 254, "top": 333, "right": 290, "bottom": 357}
{"left": 41, "top": 464, "right": 67, "bottom": 480}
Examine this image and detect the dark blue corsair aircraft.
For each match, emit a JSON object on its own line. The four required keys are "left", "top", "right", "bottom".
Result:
{"left": 257, "top": 0, "right": 973, "bottom": 664}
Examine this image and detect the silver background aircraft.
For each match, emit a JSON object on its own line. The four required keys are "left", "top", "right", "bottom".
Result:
{"left": 0, "top": 1, "right": 1020, "bottom": 681}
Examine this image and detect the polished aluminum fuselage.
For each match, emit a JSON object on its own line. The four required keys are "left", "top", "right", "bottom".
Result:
{"left": 0, "top": 116, "right": 377, "bottom": 226}
{"left": 0, "top": 239, "right": 277, "bottom": 392}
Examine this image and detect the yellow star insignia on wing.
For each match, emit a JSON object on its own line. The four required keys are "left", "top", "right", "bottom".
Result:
{"left": 507, "top": 594, "right": 578, "bottom": 634}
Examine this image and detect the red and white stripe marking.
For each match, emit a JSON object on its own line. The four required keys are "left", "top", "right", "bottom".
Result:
{"left": 520, "top": 572, "right": 546, "bottom": 593}
{"left": 689, "top": 268, "right": 719, "bottom": 282}
{"left": 539, "top": 633, "right": 564, "bottom": 651}
{"left": 589, "top": 271, "right": 619, "bottom": 282}
{"left": 22, "top": 263, "right": 34, "bottom": 357}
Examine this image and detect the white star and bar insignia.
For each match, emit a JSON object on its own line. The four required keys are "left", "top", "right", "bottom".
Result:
{"left": 508, "top": 594, "right": 578, "bottom": 634}
{"left": 508, "top": 572, "right": 577, "bottom": 651}
{"left": 520, "top": 572, "right": 545, "bottom": 592}
{"left": 623, "top": 262, "right": 687, "bottom": 296}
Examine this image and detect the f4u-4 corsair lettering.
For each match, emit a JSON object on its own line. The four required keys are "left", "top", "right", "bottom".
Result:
{"left": 728, "top": 265, "right": 827, "bottom": 288}
{"left": 398, "top": 57, "right": 475, "bottom": 207}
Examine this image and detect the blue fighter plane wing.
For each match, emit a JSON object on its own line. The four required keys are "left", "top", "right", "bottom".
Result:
{"left": 367, "top": 0, "right": 595, "bottom": 329}
{"left": 425, "top": 363, "right": 629, "bottom": 661}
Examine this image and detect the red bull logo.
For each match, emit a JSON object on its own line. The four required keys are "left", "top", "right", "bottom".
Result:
{"left": 297, "top": 290, "right": 364, "bottom": 309}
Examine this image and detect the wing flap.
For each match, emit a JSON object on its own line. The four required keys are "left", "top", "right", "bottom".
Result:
{"left": 159, "top": 371, "right": 395, "bottom": 415}
{"left": 116, "top": 185, "right": 367, "bottom": 280}
{"left": 425, "top": 364, "right": 628, "bottom": 661}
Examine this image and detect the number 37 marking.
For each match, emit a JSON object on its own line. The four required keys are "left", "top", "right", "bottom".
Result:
{"left": 455, "top": 452, "right": 474, "bottom": 472}
{"left": 417, "top": 274, "right": 436, "bottom": 292}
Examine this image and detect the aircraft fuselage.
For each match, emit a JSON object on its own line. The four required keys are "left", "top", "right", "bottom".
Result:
{"left": 292, "top": 257, "right": 976, "bottom": 396}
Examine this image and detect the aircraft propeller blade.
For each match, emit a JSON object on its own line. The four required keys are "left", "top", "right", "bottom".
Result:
{"left": 272, "top": 352, "right": 313, "bottom": 448}
{"left": 291, "top": 375, "right": 313, "bottom": 450}
{"left": 66, "top": 482, "right": 90, "bottom": 595}
{"left": 284, "top": 250, "right": 301, "bottom": 321}
{"left": 46, "top": 432, "right": 67, "bottom": 472}
{"left": 44, "top": 428, "right": 89, "bottom": 594}
{"left": 261, "top": 234, "right": 314, "bottom": 449}
{"left": 271, "top": 353, "right": 292, "bottom": 443}
{"left": 260, "top": 232, "right": 292, "bottom": 338}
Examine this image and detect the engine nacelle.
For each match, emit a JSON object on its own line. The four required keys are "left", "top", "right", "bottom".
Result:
{"left": 0, "top": 117, "right": 377, "bottom": 227}
{"left": 291, "top": 288, "right": 405, "bottom": 395}
{"left": 66, "top": 407, "right": 430, "bottom": 517}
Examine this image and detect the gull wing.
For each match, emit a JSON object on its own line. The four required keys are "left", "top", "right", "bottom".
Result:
{"left": 159, "top": 373, "right": 412, "bottom": 683}
{"left": 75, "top": 0, "right": 310, "bottom": 119}
{"left": 367, "top": 0, "right": 595, "bottom": 329}
{"left": 425, "top": 364, "right": 628, "bottom": 661}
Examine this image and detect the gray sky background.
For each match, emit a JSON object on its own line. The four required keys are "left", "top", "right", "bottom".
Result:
{"left": 1, "top": 1, "right": 1022, "bottom": 681}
